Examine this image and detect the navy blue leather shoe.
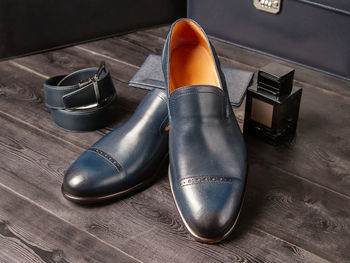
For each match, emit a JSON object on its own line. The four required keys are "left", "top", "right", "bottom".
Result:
{"left": 162, "top": 18, "right": 247, "bottom": 243}
{"left": 62, "top": 89, "right": 169, "bottom": 204}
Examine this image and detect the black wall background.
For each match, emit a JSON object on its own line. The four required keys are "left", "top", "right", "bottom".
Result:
{"left": 0, "top": 0, "right": 186, "bottom": 60}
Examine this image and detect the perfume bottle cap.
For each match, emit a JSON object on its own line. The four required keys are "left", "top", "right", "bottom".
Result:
{"left": 258, "top": 62, "right": 294, "bottom": 97}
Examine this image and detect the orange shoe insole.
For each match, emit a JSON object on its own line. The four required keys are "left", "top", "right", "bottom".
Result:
{"left": 169, "top": 43, "right": 220, "bottom": 93}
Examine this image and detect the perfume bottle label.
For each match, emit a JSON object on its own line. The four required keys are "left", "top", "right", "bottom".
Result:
{"left": 251, "top": 98, "right": 273, "bottom": 128}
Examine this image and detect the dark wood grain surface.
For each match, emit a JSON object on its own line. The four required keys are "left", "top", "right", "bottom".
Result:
{"left": 0, "top": 185, "right": 139, "bottom": 263}
{"left": 0, "top": 25, "right": 349, "bottom": 263}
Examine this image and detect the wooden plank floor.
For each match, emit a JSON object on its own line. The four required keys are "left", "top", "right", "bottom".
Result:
{"left": 0, "top": 25, "right": 349, "bottom": 263}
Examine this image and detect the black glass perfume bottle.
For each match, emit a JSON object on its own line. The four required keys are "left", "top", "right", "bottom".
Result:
{"left": 244, "top": 62, "right": 302, "bottom": 145}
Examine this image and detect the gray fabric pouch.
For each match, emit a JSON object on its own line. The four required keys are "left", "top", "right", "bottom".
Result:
{"left": 129, "top": 54, "right": 254, "bottom": 107}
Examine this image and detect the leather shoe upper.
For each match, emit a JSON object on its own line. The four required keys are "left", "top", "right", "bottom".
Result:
{"left": 63, "top": 89, "right": 169, "bottom": 200}
{"left": 162, "top": 18, "right": 247, "bottom": 242}
{"left": 168, "top": 85, "right": 246, "bottom": 240}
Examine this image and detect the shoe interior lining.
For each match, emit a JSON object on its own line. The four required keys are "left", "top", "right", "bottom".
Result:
{"left": 169, "top": 20, "right": 221, "bottom": 93}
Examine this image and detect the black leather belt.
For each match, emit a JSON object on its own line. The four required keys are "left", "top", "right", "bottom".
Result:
{"left": 44, "top": 62, "right": 118, "bottom": 131}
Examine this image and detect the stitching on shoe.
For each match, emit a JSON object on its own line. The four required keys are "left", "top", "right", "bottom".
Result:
{"left": 89, "top": 148, "right": 123, "bottom": 172}
{"left": 177, "top": 176, "right": 238, "bottom": 187}
{"left": 171, "top": 85, "right": 225, "bottom": 96}
{"left": 169, "top": 91, "right": 225, "bottom": 113}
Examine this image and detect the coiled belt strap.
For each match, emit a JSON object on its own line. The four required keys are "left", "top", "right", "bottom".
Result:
{"left": 44, "top": 62, "right": 118, "bottom": 131}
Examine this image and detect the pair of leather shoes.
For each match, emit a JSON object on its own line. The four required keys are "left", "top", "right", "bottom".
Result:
{"left": 62, "top": 18, "right": 247, "bottom": 243}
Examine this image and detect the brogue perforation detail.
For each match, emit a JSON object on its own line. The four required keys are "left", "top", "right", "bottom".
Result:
{"left": 177, "top": 176, "right": 235, "bottom": 187}
{"left": 89, "top": 148, "right": 123, "bottom": 171}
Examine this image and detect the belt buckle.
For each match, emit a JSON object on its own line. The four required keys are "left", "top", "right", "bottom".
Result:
{"left": 78, "top": 61, "right": 106, "bottom": 105}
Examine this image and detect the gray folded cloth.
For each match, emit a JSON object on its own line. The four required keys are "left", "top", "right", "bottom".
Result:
{"left": 129, "top": 54, "right": 254, "bottom": 107}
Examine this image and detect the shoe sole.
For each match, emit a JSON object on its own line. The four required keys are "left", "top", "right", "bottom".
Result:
{"left": 168, "top": 165, "right": 247, "bottom": 244}
{"left": 61, "top": 154, "right": 168, "bottom": 205}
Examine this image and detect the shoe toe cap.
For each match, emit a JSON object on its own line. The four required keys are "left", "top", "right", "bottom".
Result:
{"left": 174, "top": 178, "right": 244, "bottom": 242}
{"left": 63, "top": 150, "right": 126, "bottom": 198}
